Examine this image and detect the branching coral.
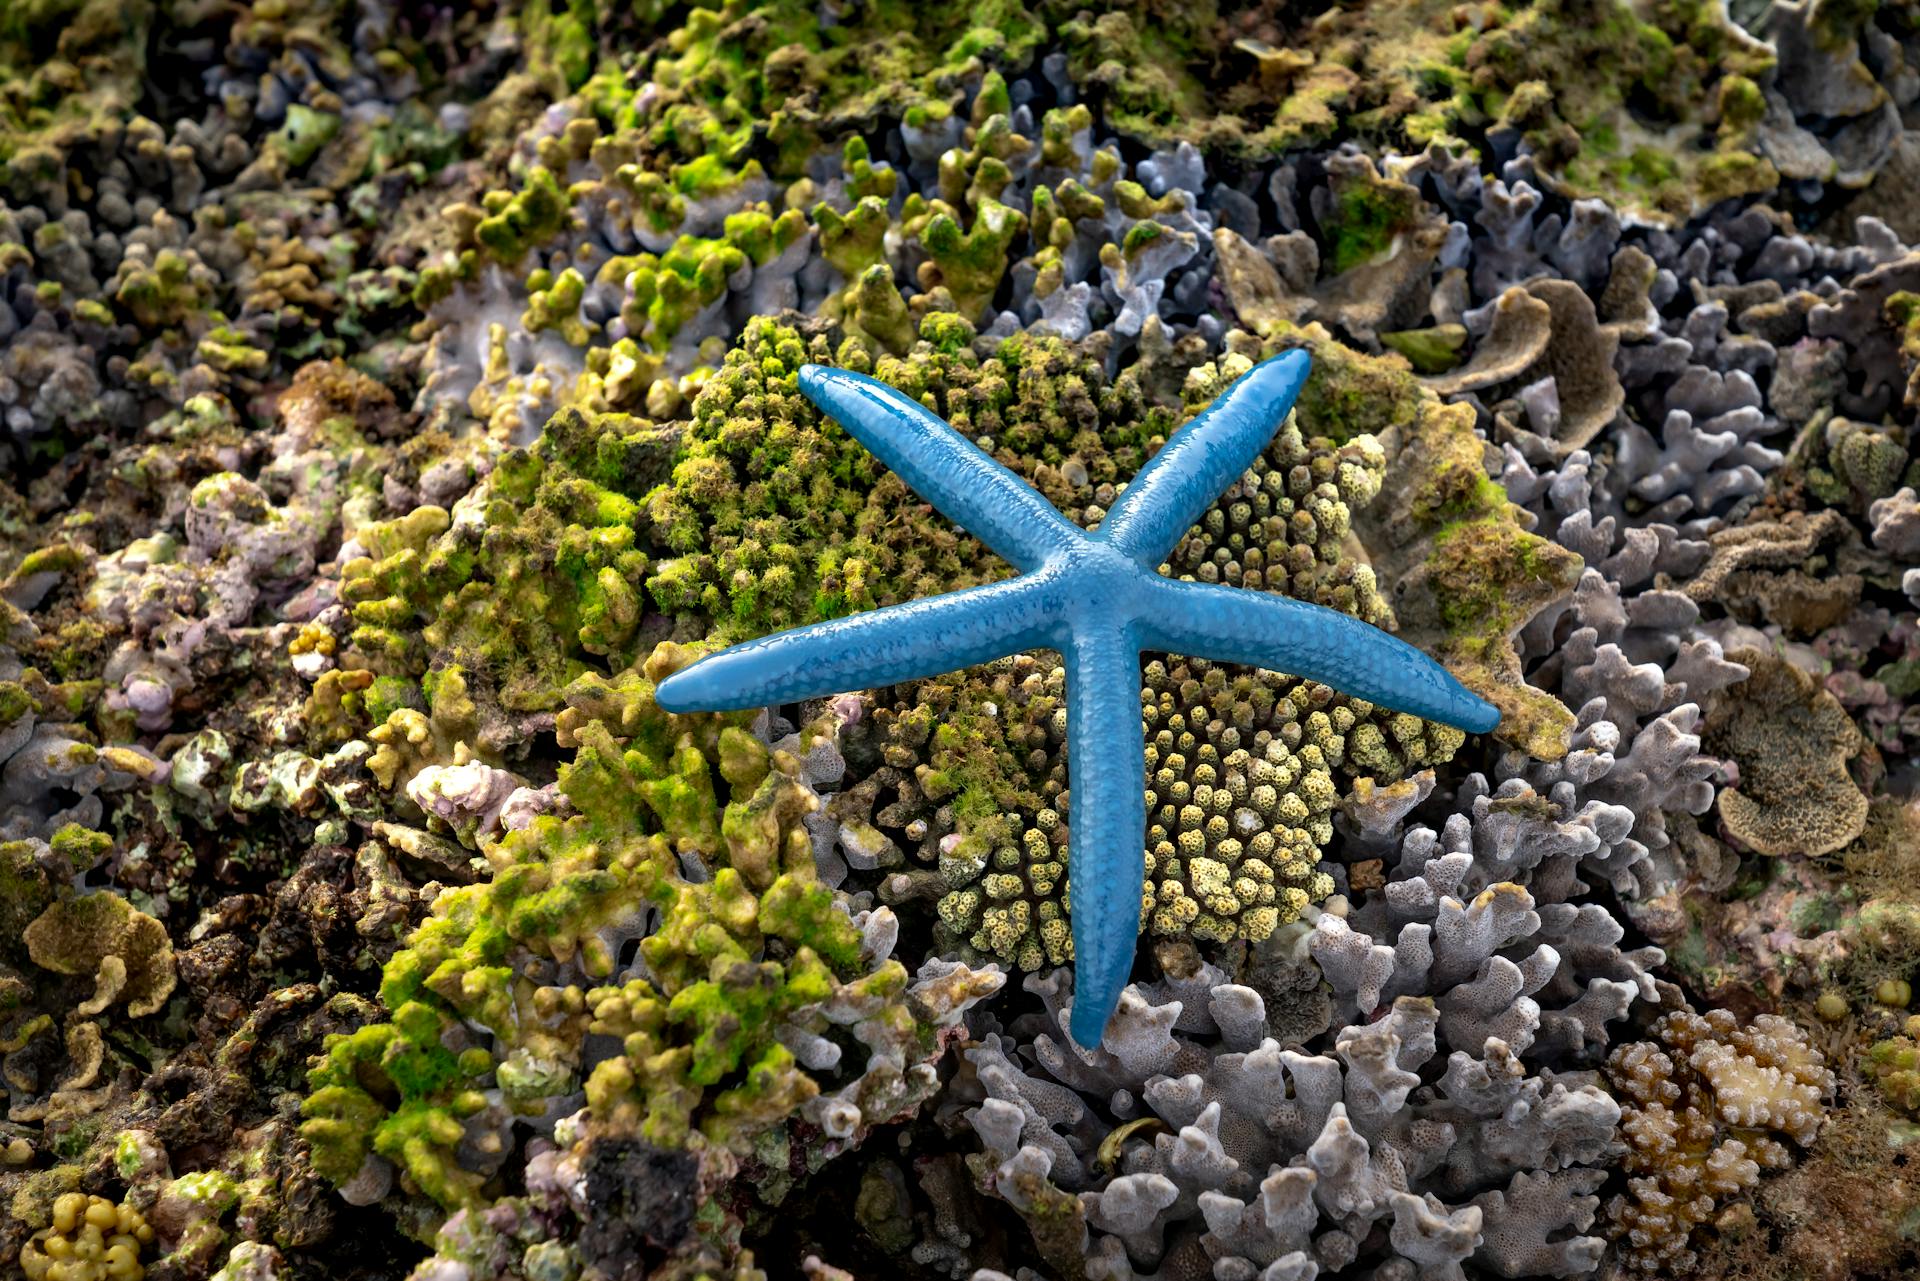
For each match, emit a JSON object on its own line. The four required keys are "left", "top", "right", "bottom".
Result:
{"left": 1606, "top": 1009, "right": 1833, "bottom": 1274}
{"left": 963, "top": 964, "right": 1623, "bottom": 1280}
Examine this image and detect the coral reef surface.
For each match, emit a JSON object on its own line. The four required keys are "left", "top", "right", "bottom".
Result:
{"left": 3, "top": 2, "right": 1920, "bottom": 1280}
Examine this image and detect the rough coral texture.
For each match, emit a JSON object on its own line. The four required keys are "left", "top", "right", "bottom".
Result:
{"left": 300, "top": 642, "right": 1004, "bottom": 1242}
{"left": 1, "top": 0, "right": 1917, "bottom": 1278}
{"left": 1703, "top": 647, "right": 1871, "bottom": 857}
{"left": 1605, "top": 1009, "right": 1833, "bottom": 1274}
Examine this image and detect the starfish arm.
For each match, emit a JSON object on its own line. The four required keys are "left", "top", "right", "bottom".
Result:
{"left": 798, "top": 365, "right": 1084, "bottom": 573}
{"left": 1062, "top": 620, "right": 1148, "bottom": 1050}
{"left": 1140, "top": 579, "right": 1501, "bottom": 734}
{"left": 1095, "top": 349, "right": 1312, "bottom": 566}
{"left": 654, "top": 576, "right": 1058, "bottom": 713}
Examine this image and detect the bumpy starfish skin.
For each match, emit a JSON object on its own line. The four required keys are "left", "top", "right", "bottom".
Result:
{"left": 656, "top": 351, "right": 1500, "bottom": 1047}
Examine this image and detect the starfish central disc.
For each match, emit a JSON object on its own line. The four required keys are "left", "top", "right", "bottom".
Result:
{"left": 655, "top": 350, "right": 1500, "bottom": 1049}
{"left": 1049, "top": 540, "right": 1155, "bottom": 621}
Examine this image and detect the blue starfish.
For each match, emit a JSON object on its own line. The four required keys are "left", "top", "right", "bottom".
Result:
{"left": 656, "top": 350, "right": 1499, "bottom": 1049}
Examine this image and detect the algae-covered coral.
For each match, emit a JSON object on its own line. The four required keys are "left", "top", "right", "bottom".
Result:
{"left": 3, "top": 0, "right": 1920, "bottom": 1278}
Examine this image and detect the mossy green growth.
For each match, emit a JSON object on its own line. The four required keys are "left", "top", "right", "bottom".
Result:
{"left": 340, "top": 408, "right": 666, "bottom": 711}
{"left": 844, "top": 263, "right": 915, "bottom": 356}
{"left": 815, "top": 197, "right": 893, "bottom": 281}
{"left": 301, "top": 1004, "right": 493, "bottom": 1208}
{"left": 47, "top": 823, "right": 110, "bottom": 875}
{"left": 645, "top": 315, "right": 1166, "bottom": 643}
{"left": 494, "top": 0, "right": 1045, "bottom": 232}
{"left": 1381, "top": 324, "right": 1468, "bottom": 374}
{"left": 1868, "top": 1014, "right": 1920, "bottom": 1114}
{"left": 1288, "top": 331, "right": 1427, "bottom": 445}
{"left": 304, "top": 642, "right": 909, "bottom": 1210}
{"left": 1041, "top": 0, "right": 1776, "bottom": 222}
{"left": 0, "top": 676, "right": 33, "bottom": 727}
{"left": 592, "top": 848, "right": 872, "bottom": 1121}
{"left": 1887, "top": 291, "right": 1920, "bottom": 411}
{"left": 474, "top": 165, "right": 572, "bottom": 264}
{"left": 522, "top": 266, "right": 590, "bottom": 345}
{"left": 196, "top": 327, "right": 270, "bottom": 376}
{"left": 1320, "top": 166, "right": 1423, "bottom": 275}
{"left": 271, "top": 104, "right": 341, "bottom": 168}
{"left": 1812, "top": 417, "right": 1915, "bottom": 509}
{"left": 642, "top": 317, "right": 999, "bottom": 641}
{"left": 619, "top": 233, "right": 749, "bottom": 349}
{"left": 839, "top": 137, "right": 898, "bottom": 203}
{"left": 521, "top": 0, "right": 600, "bottom": 94}
{"left": 1473, "top": 0, "right": 1778, "bottom": 218}
{"left": 1716, "top": 73, "right": 1766, "bottom": 137}
{"left": 1048, "top": 5, "right": 1225, "bottom": 146}
{"left": 0, "top": 837, "right": 59, "bottom": 950}
{"left": 911, "top": 197, "right": 1028, "bottom": 321}
{"left": 112, "top": 249, "right": 207, "bottom": 331}
{"left": 0, "top": 0, "right": 147, "bottom": 166}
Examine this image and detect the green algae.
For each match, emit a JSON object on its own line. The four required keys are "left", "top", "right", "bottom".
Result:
{"left": 1322, "top": 165, "right": 1424, "bottom": 276}
{"left": 304, "top": 642, "right": 942, "bottom": 1215}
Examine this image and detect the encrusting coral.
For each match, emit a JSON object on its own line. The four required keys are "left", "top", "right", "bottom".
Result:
{"left": 24, "top": 889, "right": 177, "bottom": 1022}
{"left": 1702, "top": 647, "right": 1871, "bottom": 857}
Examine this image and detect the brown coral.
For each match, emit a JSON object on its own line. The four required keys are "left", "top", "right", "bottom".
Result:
{"left": 1353, "top": 386, "right": 1583, "bottom": 759}
{"left": 1695, "top": 1093, "right": 1920, "bottom": 1280}
{"left": 1703, "top": 649, "right": 1869, "bottom": 858}
{"left": 24, "top": 892, "right": 176, "bottom": 1018}
{"left": 1502, "top": 279, "right": 1624, "bottom": 457}
{"left": 1211, "top": 228, "right": 1312, "bottom": 335}
{"left": 1683, "top": 509, "right": 1865, "bottom": 636}
{"left": 1420, "top": 286, "right": 1553, "bottom": 397}
{"left": 1607, "top": 1008, "right": 1833, "bottom": 1274}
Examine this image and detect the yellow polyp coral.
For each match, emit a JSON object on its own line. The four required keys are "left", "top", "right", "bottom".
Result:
{"left": 20, "top": 1192, "right": 154, "bottom": 1281}
{"left": 829, "top": 355, "right": 1463, "bottom": 968}
{"left": 1163, "top": 388, "right": 1391, "bottom": 623}
{"left": 904, "top": 649, "right": 1375, "bottom": 965}
{"left": 1142, "top": 659, "right": 1340, "bottom": 945}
